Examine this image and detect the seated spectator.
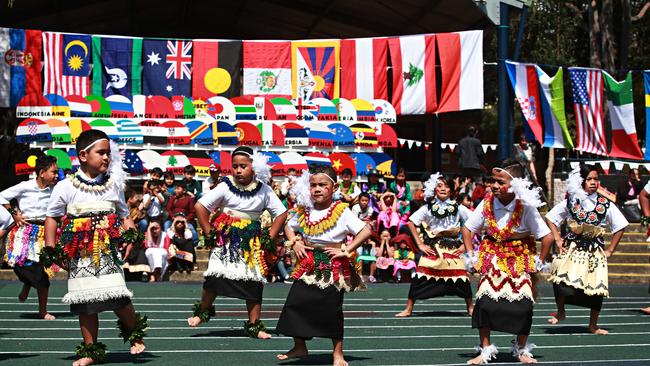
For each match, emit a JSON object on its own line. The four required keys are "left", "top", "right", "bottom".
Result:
{"left": 139, "top": 180, "right": 166, "bottom": 232}
{"left": 269, "top": 244, "right": 294, "bottom": 283}
{"left": 362, "top": 169, "right": 386, "bottom": 214}
{"left": 618, "top": 168, "right": 642, "bottom": 204}
{"left": 377, "top": 191, "right": 400, "bottom": 233}
{"left": 389, "top": 168, "right": 412, "bottom": 224}
{"left": 336, "top": 168, "right": 361, "bottom": 205}
{"left": 164, "top": 181, "right": 197, "bottom": 243}
{"left": 375, "top": 229, "right": 395, "bottom": 282}
{"left": 167, "top": 213, "right": 195, "bottom": 273}
{"left": 356, "top": 238, "right": 377, "bottom": 282}
{"left": 122, "top": 228, "right": 151, "bottom": 282}
{"left": 125, "top": 189, "right": 144, "bottom": 231}
{"left": 163, "top": 171, "right": 175, "bottom": 196}
{"left": 183, "top": 165, "right": 202, "bottom": 199}
{"left": 471, "top": 176, "right": 493, "bottom": 208}
{"left": 351, "top": 192, "right": 374, "bottom": 224}
{"left": 144, "top": 221, "right": 169, "bottom": 282}
{"left": 143, "top": 167, "right": 164, "bottom": 194}
{"left": 391, "top": 233, "right": 417, "bottom": 282}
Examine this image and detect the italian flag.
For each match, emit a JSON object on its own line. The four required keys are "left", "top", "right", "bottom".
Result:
{"left": 603, "top": 71, "right": 643, "bottom": 159}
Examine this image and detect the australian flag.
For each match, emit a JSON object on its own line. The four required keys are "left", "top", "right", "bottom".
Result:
{"left": 143, "top": 39, "right": 192, "bottom": 97}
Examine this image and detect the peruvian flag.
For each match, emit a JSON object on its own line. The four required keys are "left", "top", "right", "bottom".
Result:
{"left": 340, "top": 37, "right": 388, "bottom": 101}
{"left": 436, "top": 30, "right": 483, "bottom": 113}
{"left": 242, "top": 41, "right": 292, "bottom": 97}
{"left": 505, "top": 60, "right": 544, "bottom": 144}
{"left": 603, "top": 71, "right": 643, "bottom": 159}
{"left": 388, "top": 34, "right": 436, "bottom": 115}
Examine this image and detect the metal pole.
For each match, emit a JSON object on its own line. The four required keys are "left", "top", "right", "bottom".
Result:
{"left": 432, "top": 114, "right": 441, "bottom": 172}
{"left": 497, "top": 2, "right": 513, "bottom": 160}
{"left": 512, "top": 5, "right": 529, "bottom": 61}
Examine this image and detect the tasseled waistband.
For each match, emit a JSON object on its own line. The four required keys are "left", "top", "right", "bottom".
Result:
{"left": 59, "top": 213, "right": 122, "bottom": 266}
{"left": 478, "top": 236, "right": 536, "bottom": 277}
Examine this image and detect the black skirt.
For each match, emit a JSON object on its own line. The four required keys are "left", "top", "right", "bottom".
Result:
{"left": 472, "top": 296, "right": 534, "bottom": 335}
{"left": 14, "top": 263, "right": 50, "bottom": 289}
{"left": 408, "top": 276, "right": 472, "bottom": 300}
{"left": 70, "top": 297, "right": 132, "bottom": 315}
{"left": 275, "top": 280, "right": 345, "bottom": 340}
{"left": 553, "top": 283, "right": 603, "bottom": 311}
{"left": 203, "top": 276, "right": 263, "bottom": 303}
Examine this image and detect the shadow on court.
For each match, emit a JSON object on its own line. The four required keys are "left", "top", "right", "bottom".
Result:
{"left": 63, "top": 351, "right": 159, "bottom": 364}
{"left": 0, "top": 353, "right": 39, "bottom": 362}
{"left": 541, "top": 325, "right": 611, "bottom": 334}
{"left": 278, "top": 354, "right": 370, "bottom": 365}
{"left": 413, "top": 310, "right": 468, "bottom": 317}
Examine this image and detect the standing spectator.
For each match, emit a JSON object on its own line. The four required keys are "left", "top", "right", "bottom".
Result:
{"left": 140, "top": 180, "right": 165, "bottom": 232}
{"left": 163, "top": 171, "right": 175, "bottom": 196}
{"left": 337, "top": 168, "right": 361, "bottom": 205}
{"left": 388, "top": 168, "right": 412, "bottom": 223}
{"left": 183, "top": 165, "right": 202, "bottom": 199}
{"left": 144, "top": 221, "right": 169, "bottom": 282}
{"left": 165, "top": 181, "right": 197, "bottom": 242}
{"left": 514, "top": 132, "right": 537, "bottom": 180}
{"left": 167, "top": 213, "right": 195, "bottom": 273}
{"left": 143, "top": 167, "right": 164, "bottom": 194}
{"left": 456, "top": 125, "right": 484, "bottom": 179}
{"left": 617, "top": 168, "right": 643, "bottom": 222}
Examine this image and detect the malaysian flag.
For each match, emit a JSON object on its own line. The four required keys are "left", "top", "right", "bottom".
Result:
{"left": 569, "top": 67, "right": 607, "bottom": 155}
{"left": 43, "top": 32, "right": 91, "bottom": 96}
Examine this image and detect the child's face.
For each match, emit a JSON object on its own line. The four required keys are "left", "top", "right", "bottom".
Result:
{"left": 310, "top": 173, "right": 336, "bottom": 207}
{"left": 79, "top": 140, "right": 111, "bottom": 174}
{"left": 165, "top": 177, "right": 174, "bottom": 186}
{"left": 399, "top": 241, "right": 407, "bottom": 249}
{"left": 583, "top": 170, "right": 599, "bottom": 194}
{"left": 174, "top": 186, "right": 185, "bottom": 196}
{"left": 396, "top": 172, "right": 406, "bottom": 182}
{"left": 462, "top": 196, "right": 472, "bottom": 208}
{"left": 342, "top": 173, "right": 352, "bottom": 183}
{"left": 435, "top": 181, "right": 451, "bottom": 201}
{"left": 149, "top": 223, "right": 161, "bottom": 236}
{"left": 232, "top": 155, "right": 254, "bottom": 185}
{"left": 174, "top": 220, "right": 186, "bottom": 231}
{"left": 385, "top": 194, "right": 394, "bottom": 205}
{"left": 151, "top": 173, "right": 162, "bottom": 180}
{"left": 380, "top": 230, "right": 390, "bottom": 240}
{"left": 359, "top": 196, "right": 369, "bottom": 209}
{"left": 39, "top": 164, "right": 59, "bottom": 186}
{"left": 491, "top": 169, "right": 514, "bottom": 200}
{"left": 184, "top": 172, "right": 194, "bottom": 181}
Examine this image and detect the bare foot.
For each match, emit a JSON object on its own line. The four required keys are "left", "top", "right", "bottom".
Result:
{"left": 130, "top": 340, "right": 146, "bottom": 355}
{"left": 72, "top": 357, "right": 94, "bottom": 366}
{"left": 394, "top": 310, "right": 412, "bottom": 317}
{"left": 547, "top": 312, "right": 565, "bottom": 324}
{"left": 641, "top": 307, "right": 650, "bottom": 315}
{"left": 467, "top": 305, "right": 474, "bottom": 316}
{"left": 517, "top": 354, "right": 538, "bottom": 364}
{"left": 276, "top": 346, "right": 308, "bottom": 360}
{"left": 333, "top": 353, "right": 348, "bottom": 366}
{"left": 39, "top": 312, "right": 56, "bottom": 320}
{"left": 466, "top": 354, "right": 485, "bottom": 365}
{"left": 589, "top": 326, "right": 608, "bottom": 335}
{"left": 18, "top": 287, "right": 29, "bottom": 302}
{"left": 187, "top": 316, "right": 203, "bottom": 327}
{"left": 257, "top": 330, "right": 272, "bottom": 339}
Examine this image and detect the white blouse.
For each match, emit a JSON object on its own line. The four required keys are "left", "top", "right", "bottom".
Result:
{"left": 197, "top": 179, "right": 286, "bottom": 219}
{"left": 0, "top": 179, "right": 53, "bottom": 220}
{"left": 546, "top": 192, "right": 628, "bottom": 233}
{"left": 464, "top": 198, "right": 551, "bottom": 239}
{"left": 287, "top": 205, "right": 366, "bottom": 245}
{"left": 0, "top": 205, "right": 13, "bottom": 230}
{"left": 409, "top": 199, "right": 472, "bottom": 231}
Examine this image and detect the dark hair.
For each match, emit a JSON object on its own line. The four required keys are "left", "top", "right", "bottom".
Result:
{"left": 163, "top": 171, "right": 175, "bottom": 180}
{"left": 484, "top": 175, "right": 495, "bottom": 184}
{"left": 232, "top": 146, "right": 254, "bottom": 159}
{"left": 148, "top": 179, "right": 161, "bottom": 188}
{"left": 150, "top": 167, "right": 163, "bottom": 176}
{"left": 359, "top": 192, "right": 370, "bottom": 200}
{"left": 457, "top": 193, "right": 470, "bottom": 202}
{"left": 64, "top": 168, "right": 72, "bottom": 175}
{"left": 438, "top": 175, "right": 455, "bottom": 193}
{"left": 76, "top": 130, "right": 109, "bottom": 152}
{"left": 309, "top": 164, "right": 337, "bottom": 183}
{"left": 175, "top": 180, "right": 187, "bottom": 189}
{"left": 183, "top": 165, "right": 196, "bottom": 174}
{"left": 35, "top": 155, "right": 57, "bottom": 175}
{"left": 341, "top": 168, "right": 353, "bottom": 176}
{"left": 287, "top": 168, "right": 297, "bottom": 174}
{"left": 495, "top": 158, "right": 524, "bottom": 178}
{"left": 468, "top": 125, "right": 477, "bottom": 137}
{"left": 396, "top": 168, "right": 407, "bottom": 177}
{"left": 124, "top": 189, "right": 136, "bottom": 201}
{"left": 579, "top": 164, "right": 598, "bottom": 182}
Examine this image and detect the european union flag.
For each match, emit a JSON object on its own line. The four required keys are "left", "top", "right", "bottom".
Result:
{"left": 143, "top": 39, "right": 192, "bottom": 97}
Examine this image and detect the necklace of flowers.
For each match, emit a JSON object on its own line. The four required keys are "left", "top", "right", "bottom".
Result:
{"left": 568, "top": 194, "right": 609, "bottom": 225}
{"left": 428, "top": 200, "right": 458, "bottom": 219}
{"left": 70, "top": 172, "right": 113, "bottom": 193}
{"left": 296, "top": 201, "right": 348, "bottom": 236}
{"left": 222, "top": 176, "right": 261, "bottom": 197}
{"left": 483, "top": 192, "right": 523, "bottom": 242}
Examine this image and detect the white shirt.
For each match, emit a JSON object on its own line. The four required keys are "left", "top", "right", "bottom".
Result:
{"left": 546, "top": 192, "right": 628, "bottom": 233}
{"left": 351, "top": 204, "right": 372, "bottom": 220}
{"left": 464, "top": 198, "right": 551, "bottom": 239}
{"left": 0, "top": 179, "right": 53, "bottom": 220}
{"left": 0, "top": 205, "right": 13, "bottom": 230}
{"left": 142, "top": 193, "right": 164, "bottom": 217}
{"left": 198, "top": 179, "right": 287, "bottom": 219}
{"left": 287, "top": 205, "right": 366, "bottom": 245}
{"left": 410, "top": 199, "right": 472, "bottom": 231}
{"left": 47, "top": 170, "right": 128, "bottom": 218}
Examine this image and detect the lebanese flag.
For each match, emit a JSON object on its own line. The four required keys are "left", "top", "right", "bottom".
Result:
{"left": 192, "top": 40, "right": 242, "bottom": 100}
{"left": 436, "top": 30, "right": 483, "bottom": 113}
{"left": 388, "top": 34, "right": 436, "bottom": 115}
{"left": 505, "top": 60, "right": 543, "bottom": 144}
{"left": 242, "top": 41, "right": 291, "bottom": 97}
{"left": 603, "top": 71, "right": 643, "bottom": 159}
{"left": 340, "top": 37, "right": 388, "bottom": 100}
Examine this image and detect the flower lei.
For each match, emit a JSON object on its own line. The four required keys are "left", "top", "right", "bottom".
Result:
{"left": 483, "top": 193, "right": 523, "bottom": 242}
{"left": 209, "top": 212, "right": 267, "bottom": 275}
{"left": 222, "top": 176, "right": 262, "bottom": 197}
{"left": 70, "top": 173, "right": 113, "bottom": 193}
{"left": 428, "top": 200, "right": 459, "bottom": 219}
{"left": 296, "top": 201, "right": 348, "bottom": 236}
{"left": 59, "top": 213, "right": 122, "bottom": 268}
{"left": 567, "top": 194, "right": 609, "bottom": 225}
{"left": 478, "top": 237, "right": 535, "bottom": 277}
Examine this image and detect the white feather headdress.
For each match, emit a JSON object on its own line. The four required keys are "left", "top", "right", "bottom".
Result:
{"left": 290, "top": 170, "right": 313, "bottom": 209}
{"left": 565, "top": 166, "right": 587, "bottom": 202}
{"left": 251, "top": 150, "right": 272, "bottom": 184}
{"left": 423, "top": 172, "right": 442, "bottom": 201}
{"left": 508, "top": 176, "right": 545, "bottom": 208}
{"left": 108, "top": 140, "right": 126, "bottom": 189}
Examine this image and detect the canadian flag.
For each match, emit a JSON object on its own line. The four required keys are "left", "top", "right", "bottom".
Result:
{"left": 340, "top": 37, "right": 388, "bottom": 101}
{"left": 436, "top": 30, "right": 483, "bottom": 113}
{"left": 388, "top": 34, "right": 436, "bottom": 115}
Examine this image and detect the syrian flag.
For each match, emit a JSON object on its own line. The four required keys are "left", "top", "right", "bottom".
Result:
{"left": 340, "top": 37, "right": 387, "bottom": 100}
{"left": 388, "top": 34, "right": 436, "bottom": 115}
{"left": 436, "top": 30, "right": 483, "bottom": 113}
{"left": 603, "top": 71, "right": 643, "bottom": 159}
{"left": 243, "top": 41, "right": 291, "bottom": 97}
{"left": 505, "top": 61, "right": 543, "bottom": 144}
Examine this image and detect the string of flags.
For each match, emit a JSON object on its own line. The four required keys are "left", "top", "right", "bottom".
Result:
{"left": 397, "top": 138, "right": 498, "bottom": 153}
{"left": 569, "top": 160, "right": 650, "bottom": 175}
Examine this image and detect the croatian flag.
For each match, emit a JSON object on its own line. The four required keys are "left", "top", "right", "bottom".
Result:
{"left": 505, "top": 60, "right": 543, "bottom": 144}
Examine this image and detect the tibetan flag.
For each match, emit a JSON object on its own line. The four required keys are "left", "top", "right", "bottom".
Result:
{"left": 505, "top": 60, "right": 543, "bottom": 144}
{"left": 192, "top": 39, "right": 242, "bottom": 100}
{"left": 91, "top": 36, "right": 142, "bottom": 98}
{"left": 536, "top": 66, "right": 573, "bottom": 149}
{"left": 340, "top": 37, "right": 388, "bottom": 101}
{"left": 43, "top": 32, "right": 91, "bottom": 97}
{"left": 436, "top": 30, "right": 483, "bottom": 113}
{"left": 603, "top": 71, "right": 642, "bottom": 159}
{"left": 0, "top": 28, "right": 42, "bottom": 107}
{"left": 569, "top": 67, "right": 607, "bottom": 156}
{"left": 644, "top": 71, "right": 650, "bottom": 160}
{"left": 243, "top": 41, "right": 291, "bottom": 97}
{"left": 291, "top": 40, "right": 340, "bottom": 100}
{"left": 143, "top": 39, "right": 192, "bottom": 97}
{"left": 388, "top": 34, "right": 436, "bottom": 115}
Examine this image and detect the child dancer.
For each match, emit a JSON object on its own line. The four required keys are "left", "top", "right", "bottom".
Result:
{"left": 395, "top": 173, "right": 474, "bottom": 318}
{"left": 276, "top": 166, "right": 372, "bottom": 366}
{"left": 189, "top": 146, "right": 287, "bottom": 339}
{"left": 44, "top": 130, "right": 147, "bottom": 366}
{"left": 546, "top": 165, "right": 628, "bottom": 334}
{"left": 461, "top": 159, "right": 553, "bottom": 364}
{"left": 1, "top": 155, "right": 58, "bottom": 320}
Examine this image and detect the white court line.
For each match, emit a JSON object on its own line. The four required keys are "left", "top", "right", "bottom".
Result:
{"left": 3, "top": 301, "right": 649, "bottom": 306}
{"left": 2, "top": 322, "right": 648, "bottom": 331}
{"left": 394, "top": 360, "right": 650, "bottom": 366}
{"left": 0, "top": 308, "right": 645, "bottom": 314}
{"left": 0, "top": 296, "right": 648, "bottom": 301}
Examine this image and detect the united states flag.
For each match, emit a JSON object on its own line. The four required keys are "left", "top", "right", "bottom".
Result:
{"left": 43, "top": 32, "right": 91, "bottom": 96}
{"left": 569, "top": 67, "right": 607, "bottom": 155}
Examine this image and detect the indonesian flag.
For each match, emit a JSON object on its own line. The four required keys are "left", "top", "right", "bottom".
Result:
{"left": 603, "top": 71, "right": 643, "bottom": 159}
{"left": 340, "top": 37, "right": 388, "bottom": 100}
{"left": 243, "top": 41, "right": 292, "bottom": 97}
{"left": 388, "top": 34, "right": 436, "bottom": 115}
{"left": 505, "top": 60, "right": 543, "bottom": 144}
{"left": 436, "top": 30, "right": 483, "bottom": 113}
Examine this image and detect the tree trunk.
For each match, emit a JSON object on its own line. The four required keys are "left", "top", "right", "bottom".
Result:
{"left": 600, "top": 0, "right": 616, "bottom": 73}
{"left": 589, "top": 1, "right": 602, "bottom": 68}
{"left": 619, "top": 0, "right": 631, "bottom": 77}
